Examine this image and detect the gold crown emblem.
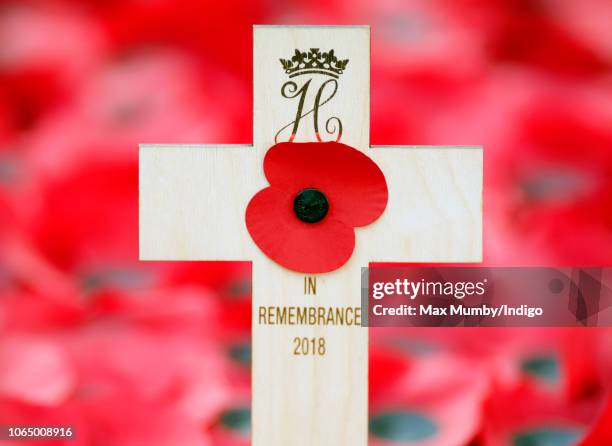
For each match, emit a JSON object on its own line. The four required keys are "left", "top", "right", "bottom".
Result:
{"left": 280, "top": 48, "right": 349, "bottom": 79}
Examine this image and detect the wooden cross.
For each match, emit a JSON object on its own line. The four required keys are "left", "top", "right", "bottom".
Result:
{"left": 139, "top": 26, "right": 482, "bottom": 446}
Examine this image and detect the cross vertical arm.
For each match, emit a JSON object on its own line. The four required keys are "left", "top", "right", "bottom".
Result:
{"left": 250, "top": 26, "right": 371, "bottom": 446}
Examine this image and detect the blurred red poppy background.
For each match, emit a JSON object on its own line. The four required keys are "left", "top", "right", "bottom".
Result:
{"left": 1, "top": 0, "right": 611, "bottom": 445}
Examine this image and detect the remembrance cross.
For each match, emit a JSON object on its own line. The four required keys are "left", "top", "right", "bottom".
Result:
{"left": 139, "top": 26, "right": 482, "bottom": 446}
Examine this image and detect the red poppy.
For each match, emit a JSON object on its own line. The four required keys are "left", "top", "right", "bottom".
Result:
{"left": 579, "top": 395, "right": 612, "bottom": 446}
{"left": 245, "top": 142, "right": 387, "bottom": 273}
{"left": 481, "top": 382, "right": 597, "bottom": 446}
{"left": 369, "top": 354, "right": 486, "bottom": 446}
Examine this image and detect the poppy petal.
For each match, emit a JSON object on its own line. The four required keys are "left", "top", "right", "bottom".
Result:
{"left": 245, "top": 187, "right": 355, "bottom": 273}
{"left": 264, "top": 142, "right": 388, "bottom": 227}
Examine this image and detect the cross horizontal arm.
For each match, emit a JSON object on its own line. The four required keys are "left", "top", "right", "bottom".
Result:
{"left": 353, "top": 146, "right": 483, "bottom": 263}
{"left": 140, "top": 144, "right": 483, "bottom": 264}
{"left": 139, "top": 144, "right": 264, "bottom": 261}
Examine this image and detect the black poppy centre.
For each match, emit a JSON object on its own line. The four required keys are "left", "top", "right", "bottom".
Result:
{"left": 293, "top": 188, "right": 329, "bottom": 223}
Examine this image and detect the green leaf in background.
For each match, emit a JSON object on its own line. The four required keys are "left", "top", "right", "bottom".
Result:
{"left": 220, "top": 407, "right": 251, "bottom": 435}
{"left": 229, "top": 343, "right": 251, "bottom": 365}
{"left": 370, "top": 410, "right": 438, "bottom": 442}
{"left": 513, "top": 427, "right": 583, "bottom": 446}
{"left": 521, "top": 354, "right": 560, "bottom": 383}
{"left": 391, "top": 339, "right": 437, "bottom": 356}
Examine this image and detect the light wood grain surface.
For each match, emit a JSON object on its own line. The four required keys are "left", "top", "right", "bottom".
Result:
{"left": 139, "top": 26, "right": 482, "bottom": 446}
